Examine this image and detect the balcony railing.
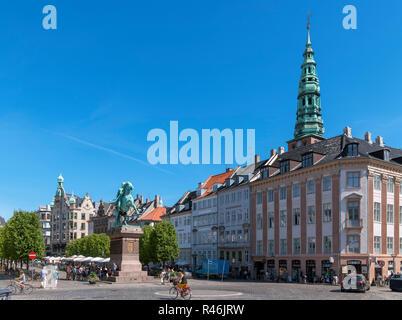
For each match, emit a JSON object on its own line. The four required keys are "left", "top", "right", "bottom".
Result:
{"left": 346, "top": 218, "right": 363, "bottom": 228}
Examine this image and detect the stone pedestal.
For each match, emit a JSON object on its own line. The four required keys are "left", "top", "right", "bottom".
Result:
{"left": 107, "top": 226, "right": 153, "bottom": 283}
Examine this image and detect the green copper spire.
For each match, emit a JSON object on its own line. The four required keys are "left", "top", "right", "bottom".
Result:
{"left": 294, "top": 18, "right": 324, "bottom": 140}
{"left": 56, "top": 172, "right": 64, "bottom": 197}
{"left": 69, "top": 191, "right": 76, "bottom": 204}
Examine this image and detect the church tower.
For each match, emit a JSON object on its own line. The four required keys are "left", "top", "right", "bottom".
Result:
{"left": 288, "top": 16, "right": 325, "bottom": 150}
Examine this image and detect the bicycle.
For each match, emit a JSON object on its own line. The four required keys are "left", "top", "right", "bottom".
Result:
{"left": 7, "top": 280, "right": 34, "bottom": 295}
{"left": 169, "top": 283, "right": 192, "bottom": 300}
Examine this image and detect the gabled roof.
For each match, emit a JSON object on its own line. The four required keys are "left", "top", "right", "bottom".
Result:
{"left": 258, "top": 133, "right": 402, "bottom": 180}
{"left": 195, "top": 169, "right": 236, "bottom": 199}
{"left": 137, "top": 207, "right": 166, "bottom": 222}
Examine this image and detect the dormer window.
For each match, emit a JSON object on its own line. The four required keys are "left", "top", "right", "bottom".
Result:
{"left": 346, "top": 143, "right": 358, "bottom": 157}
{"left": 280, "top": 160, "right": 290, "bottom": 174}
{"left": 384, "top": 149, "right": 390, "bottom": 161}
{"left": 302, "top": 153, "right": 313, "bottom": 168}
{"left": 261, "top": 168, "right": 268, "bottom": 179}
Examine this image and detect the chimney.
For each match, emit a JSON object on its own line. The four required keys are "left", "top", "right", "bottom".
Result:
{"left": 136, "top": 194, "right": 140, "bottom": 200}
{"left": 270, "top": 149, "right": 277, "bottom": 157}
{"left": 226, "top": 168, "right": 233, "bottom": 172}
{"left": 155, "top": 195, "right": 160, "bottom": 207}
{"left": 140, "top": 195, "right": 144, "bottom": 204}
{"left": 343, "top": 126, "right": 352, "bottom": 138}
{"left": 255, "top": 154, "right": 260, "bottom": 164}
{"left": 146, "top": 198, "right": 150, "bottom": 203}
{"left": 278, "top": 147, "right": 285, "bottom": 155}
{"left": 376, "top": 136, "right": 384, "bottom": 147}
{"left": 365, "top": 132, "right": 372, "bottom": 144}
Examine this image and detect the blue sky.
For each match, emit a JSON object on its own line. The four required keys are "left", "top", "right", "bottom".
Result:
{"left": 1, "top": 0, "right": 402, "bottom": 220}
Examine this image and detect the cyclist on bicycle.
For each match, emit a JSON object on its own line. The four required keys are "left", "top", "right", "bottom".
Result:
{"left": 16, "top": 269, "right": 26, "bottom": 290}
{"left": 177, "top": 269, "right": 188, "bottom": 290}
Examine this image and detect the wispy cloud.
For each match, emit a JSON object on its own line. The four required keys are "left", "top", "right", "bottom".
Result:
{"left": 50, "top": 131, "right": 174, "bottom": 175}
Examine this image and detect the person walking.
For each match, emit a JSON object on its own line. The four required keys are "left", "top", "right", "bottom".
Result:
{"left": 160, "top": 269, "right": 166, "bottom": 285}
{"left": 41, "top": 267, "right": 47, "bottom": 288}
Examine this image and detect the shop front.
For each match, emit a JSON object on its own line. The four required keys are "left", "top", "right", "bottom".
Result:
{"left": 306, "top": 260, "right": 316, "bottom": 282}
{"left": 254, "top": 261, "right": 264, "bottom": 280}
{"left": 266, "top": 260, "right": 276, "bottom": 281}
{"left": 279, "top": 260, "right": 288, "bottom": 281}
{"left": 321, "top": 260, "right": 333, "bottom": 283}
{"left": 292, "top": 260, "right": 301, "bottom": 282}
{"left": 347, "top": 260, "right": 362, "bottom": 274}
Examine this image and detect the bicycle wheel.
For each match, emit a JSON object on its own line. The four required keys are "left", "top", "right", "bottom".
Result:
{"left": 169, "top": 286, "right": 178, "bottom": 300}
{"left": 182, "top": 288, "right": 192, "bottom": 300}
{"left": 24, "top": 284, "right": 33, "bottom": 295}
{"left": 7, "top": 284, "right": 17, "bottom": 295}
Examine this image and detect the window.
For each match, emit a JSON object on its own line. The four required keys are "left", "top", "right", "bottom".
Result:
{"left": 268, "top": 240, "right": 274, "bottom": 256}
{"left": 237, "top": 230, "right": 242, "bottom": 241}
{"left": 346, "top": 144, "right": 358, "bottom": 156}
{"left": 347, "top": 235, "right": 360, "bottom": 253}
{"left": 293, "top": 208, "right": 301, "bottom": 225}
{"left": 387, "top": 177, "right": 395, "bottom": 193}
{"left": 400, "top": 206, "right": 402, "bottom": 225}
{"left": 244, "top": 229, "right": 249, "bottom": 241}
{"left": 308, "top": 237, "right": 316, "bottom": 254}
{"left": 347, "top": 201, "right": 360, "bottom": 226}
{"left": 374, "top": 236, "right": 381, "bottom": 254}
{"left": 256, "top": 192, "right": 262, "bottom": 205}
{"left": 244, "top": 189, "right": 249, "bottom": 200}
{"left": 268, "top": 190, "right": 274, "bottom": 202}
{"left": 293, "top": 238, "right": 301, "bottom": 254}
{"left": 307, "top": 206, "right": 315, "bottom": 224}
{"left": 280, "top": 239, "right": 287, "bottom": 255}
{"left": 280, "top": 210, "right": 287, "bottom": 227}
{"left": 374, "top": 174, "right": 381, "bottom": 190}
{"left": 302, "top": 153, "right": 313, "bottom": 168}
{"left": 400, "top": 238, "right": 402, "bottom": 254}
{"left": 280, "top": 187, "right": 287, "bottom": 200}
{"left": 257, "top": 241, "right": 263, "bottom": 256}
{"left": 268, "top": 212, "right": 274, "bottom": 229}
{"left": 293, "top": 183, "right": 300, "bottom": 198}
{"left": 81, "top": 213, "right": 85, "bottom": 220}
{"left": 387, "top": 237, "right": 394, "bottom": 254}
{"left": 384, "top": 150, "right": 390, "bottom": 161}
{"left": 374, "top": 202, "right": 381, "bottom": 222}
{"left": 347, "top": 172, "right": 360, "bottom": 188}
{"left": 307, "top": 180, "right": 315, "bottom": 194}
{"left": 323, "top": 203, "right": 332, "bottom": 222}
{"left": 280, "top": 160, "right": 290, "bottom": 174}
{"left": 387, "top": 204, "right": 394, "bottom": 223}
{"left": 257, "top": 214, "right": 263, "bottom": 230}
{"left": 322, "top": 176, "right": 332, "bottom": 192}
{"left": 231, "top": 231, "right": 236, "bottom": 242}
{"left": 323, "top": 236, "right": 332, "bottom": 254}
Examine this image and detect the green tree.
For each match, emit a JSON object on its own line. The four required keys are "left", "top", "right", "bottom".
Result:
{"left": 66, "top": 234, "right": 110, "bottom": 257}
{"left": 149, "top": 221, "right": 179, "bottom": 265}
{"left": 139, "top": 225, "right": 154, "bottom": 265}
{"left": 0, "top": 226, "right": 5, "bottom": 264}
{"left": 3, "top": 210, "right": 45, "bottom": 269}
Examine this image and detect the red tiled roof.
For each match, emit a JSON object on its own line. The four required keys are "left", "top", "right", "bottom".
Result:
{"left": 138, "top": 207, "right": 166, "bottom": 222}
{"left": 196, "top": 169, "right": 234, "bottom": 199}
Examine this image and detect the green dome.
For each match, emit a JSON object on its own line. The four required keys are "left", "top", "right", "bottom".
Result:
{"left": 58, "top": 172, "right": 64, "bottom": 183}
{"left": 69, "top": 191, "right": 76, "bottom": 204}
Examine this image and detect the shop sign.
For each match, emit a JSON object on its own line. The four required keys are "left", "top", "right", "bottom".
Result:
{"left": 292, "top": 260, "right": 301, "bottom": 267}
{"left": 347, "top": 260, "right": 361, "bottom": 265}
{"left": 361, "top": 266, "right": 368, "bottom": 274}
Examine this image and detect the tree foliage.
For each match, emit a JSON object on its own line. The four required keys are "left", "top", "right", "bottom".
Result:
{"left": 66, "top": 233, "right": 110, "bottom": 257}
{"left": 0, "top": 211, "right": 45, "bottom": 262}
{"left": 139, "top": 225, "right": 154, "bottom": 264}
{"left": 149, "top": 221, "right": 179, "bottom": 264}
